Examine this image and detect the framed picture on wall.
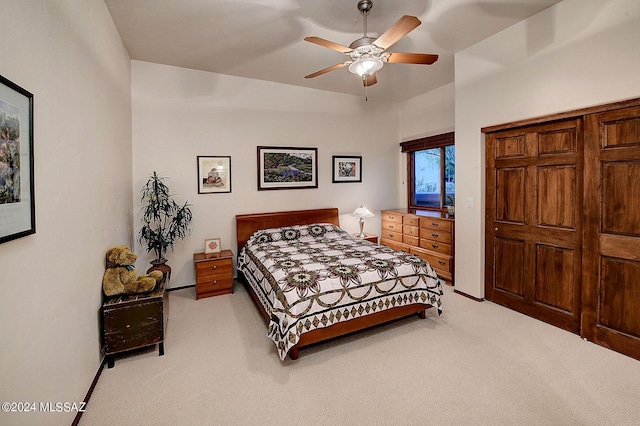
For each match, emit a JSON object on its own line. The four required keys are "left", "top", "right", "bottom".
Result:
{"left": 257, "top": 146, "right": 318, "bottom": 190}
{"left": 0, "top": 74, "right": 35, "bottom": 244}
{"left": 197, "top": 156, "right": 231, "bottom": 194}
{"left": 332, "top": 155, "right": 362, "bottom": 183}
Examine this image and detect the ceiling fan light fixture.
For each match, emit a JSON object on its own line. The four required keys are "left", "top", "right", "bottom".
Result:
{"left": 348, "top": 54, "right": 383, "bottom": 78}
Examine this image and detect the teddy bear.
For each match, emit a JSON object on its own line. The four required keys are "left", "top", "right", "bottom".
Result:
{"left": 102, "top": 245, "right": 163, "bottom": 297}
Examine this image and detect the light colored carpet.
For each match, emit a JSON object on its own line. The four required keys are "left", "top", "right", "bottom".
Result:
{"left": 79, "top": 282, "right": 640, "bottom": 426}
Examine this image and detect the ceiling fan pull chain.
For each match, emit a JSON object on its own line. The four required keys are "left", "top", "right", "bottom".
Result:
{"left": 364, "top": 76, "right": 368, "bottom": 101}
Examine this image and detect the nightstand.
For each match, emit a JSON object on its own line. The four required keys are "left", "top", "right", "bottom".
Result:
{"left": 193, "top": 249, "right": 234, "bottom": 299}
{"left": 353, "top": 232, "right": 379, "bottom": 244}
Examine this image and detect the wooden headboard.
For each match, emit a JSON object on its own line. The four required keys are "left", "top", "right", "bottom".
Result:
{"left": 235, "top": 208, "right": 340, "bottom": 252}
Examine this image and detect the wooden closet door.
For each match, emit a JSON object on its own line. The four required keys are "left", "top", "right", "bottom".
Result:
{"left": 583, "top": 106, "right": 640, "bottom": 360}
{"left": 486, "top": 119, "right": 583, "bottom": 333}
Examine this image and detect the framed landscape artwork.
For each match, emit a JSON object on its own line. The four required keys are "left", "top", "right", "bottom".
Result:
{"left": 0, "top": 74, "right": 35, "bottom": 244}
{"left": 332, "top": 155, "right": 362, "bottom": 183}
{"left": 257, "top": 146, "right": 318, "bottom": 190}
{"left": 197, "top": 156, "right": 231, "bottom": 194}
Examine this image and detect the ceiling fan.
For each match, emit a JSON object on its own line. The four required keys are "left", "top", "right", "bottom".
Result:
{"left": 304, "top": 0, "right": 438, "bottom": 87}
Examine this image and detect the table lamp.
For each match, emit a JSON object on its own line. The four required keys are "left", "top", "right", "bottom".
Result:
{"left": 351, "top": 204, "right": 374, "bottom": 238}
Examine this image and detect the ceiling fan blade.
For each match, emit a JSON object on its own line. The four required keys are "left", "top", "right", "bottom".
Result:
{"left": 387, "top": 52, "right": 438, "bottom": 65}
{"left": 305, "top": 63, "right": 347, "bottom": 79}
{"left": 363, "top": 73, "right": 377, "bottom": 87}
{"left": 304, "top": 36, "right": 353, "bottom": 53}
{"left": 373, "top": 15, "right": 421, "bottom": 50}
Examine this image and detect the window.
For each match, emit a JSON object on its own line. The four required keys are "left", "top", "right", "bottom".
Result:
{"left": 400, "top": 132, "right": 455, "bottom": 211}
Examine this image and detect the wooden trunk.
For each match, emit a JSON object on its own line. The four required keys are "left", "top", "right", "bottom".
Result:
{"left": 102, "top": 281, "right": 166, "bottom": 368}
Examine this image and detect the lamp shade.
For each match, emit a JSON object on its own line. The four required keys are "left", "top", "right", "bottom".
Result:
{"left": 351, "top": 205, "right": 374, "bottom": 218}
{"left": 348, "top": 55, "right": 383, "bottom": 78}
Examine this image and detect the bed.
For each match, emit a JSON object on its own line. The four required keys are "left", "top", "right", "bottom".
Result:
{"left": 236, "top": 208, "right": 443, "bottom": 360}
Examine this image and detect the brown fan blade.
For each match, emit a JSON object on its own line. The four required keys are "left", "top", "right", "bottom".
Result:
{"left": 387, "top": 52, "right": 438, "bottom": 65}
{"left": 373, "top": 15, "right": 421, "bottom": 50}
{"left": 304, "top": 36, "right": 353, "bottom": 53}
{"left": 363, "top": 73, "right": 377, "bottom": 87}
{"left": 305, "top": 63, "right": 346, "bottom": 79}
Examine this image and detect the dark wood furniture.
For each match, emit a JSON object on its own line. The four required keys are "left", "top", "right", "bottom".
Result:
{"left": 235, "top": 208, "right": 433, "bottom": 360}
{"left": 380, "top": 209, "right": 455, "bottom": 284}
{"left": 484, "top": 97, "right": 640, "bottom": 361}
{"left": 193, "top": 250, "right": 234, "bottom": 299}
{"left": 102, "top": 281, "right": 166, "bottom": 368}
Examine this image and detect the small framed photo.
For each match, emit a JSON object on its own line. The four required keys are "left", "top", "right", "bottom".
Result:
{"left": 332, "top": 156, "right": 362, "bottom": 183}
{"left": 257, "top": 146, "right": 318, "bottom": 190}
{"left": 198, "top": 156, "right": 231, "bottom": 194}
{"left": 204, "top": 238, "right": 221, "bottom": 254}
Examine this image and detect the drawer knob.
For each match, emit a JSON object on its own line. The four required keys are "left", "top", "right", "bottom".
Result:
{"left": 432, "top": 233, "right": 438, "bottom": 238}
{"left": 212, "top": 265, "right": 217, "bottom": 269}
{"left": 389, "top": 233, "right": 394, "bottom": 238}
{"left": 213, "top": 280, "right": 217, "bottom": 284}
{"left": 432, "top": 244, "right": 439, "bottom": 249}
{"left": 438, "top": 261, "right": 446, "bottom": 265}
{"left": 432, "top": 223, "right": 438, "bottom": 227}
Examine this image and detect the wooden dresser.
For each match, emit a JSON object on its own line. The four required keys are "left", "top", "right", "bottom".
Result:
{"left": 380, "top": 209, "right": 455, "bottom": 284}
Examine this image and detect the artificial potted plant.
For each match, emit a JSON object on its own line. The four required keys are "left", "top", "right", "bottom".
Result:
{"left": 138, "top": 171, "right": 193, "bottom": 282}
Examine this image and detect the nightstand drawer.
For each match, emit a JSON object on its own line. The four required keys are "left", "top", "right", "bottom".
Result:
{"left": 195, "top": 259, "right": 233, "bottom": 283}
{"left": 197, "top": 277, "right": 233, "bottom": 298}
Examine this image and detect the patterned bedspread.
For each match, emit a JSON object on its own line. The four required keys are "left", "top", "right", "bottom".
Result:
{"left": 237, "top": 223, "right": 443, "bottom": 360}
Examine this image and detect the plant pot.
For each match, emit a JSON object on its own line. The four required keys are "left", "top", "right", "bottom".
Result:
{"left": 447, "top": 206, "right": 455, "bottom": 216}
{"left": 148, "top": 258, "right": 171, "bottom": 284}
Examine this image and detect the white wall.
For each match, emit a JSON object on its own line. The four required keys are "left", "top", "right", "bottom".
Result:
{"left": 131, "top": 61, "right": 401, "bottom": 288}
{"left": 0, "top": 1, "right": 132, "bottom": 425}
{"left": 453, "top": 0, "right": 640, "bottom": 298}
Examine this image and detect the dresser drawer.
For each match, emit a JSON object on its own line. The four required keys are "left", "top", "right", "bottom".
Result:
{"left": 381, "top": 212, "right": 403, "bottom": 224}
{"left": 420, "top": 228, "right": 452, "bottom": 244}
{"left": 381, "top": 229, "right": 403, "bottom": 242}
{"left": 380, "top": 239, "right": 410, "bottom": 253}
{"left": 419, "top": 239, "right": 452, "bottom": 255}
{"left": 403, "top": 215, "right": 420, "bottom": 227}
{"left": 410, "top": 247, "right": 452, "bottom": 272}
{"left": 420, "top": 217, "right": 453, "bottom": 232}
{"left": 381, "top": 221, "right": 402, "bottom": 233}
{"left": 403, "top": 225, "right": 420, "bottom": 237}
{"left": 403, "top": 235, "right": 419, "bottom": 246}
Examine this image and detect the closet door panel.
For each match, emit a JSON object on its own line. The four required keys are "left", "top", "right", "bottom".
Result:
{"left": 583, "top": 106, "right": 640, "bottom": 360}
{"left": 486, "top": 119, "right": 582, "bottom": 333}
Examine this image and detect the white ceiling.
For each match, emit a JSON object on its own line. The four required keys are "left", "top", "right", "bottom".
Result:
{"left": 104, "top": 0, "right": 563, "bottom": 102}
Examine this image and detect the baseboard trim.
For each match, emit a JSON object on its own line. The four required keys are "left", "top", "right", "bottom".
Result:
{"left": 166, "top": 284, "right": 195, "bottom": 292}
{"left": 72, "top": 359, "right": 105, "bottom": 426}
{"left": 454, "top": 289, "right": 484, "bottom": 302}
